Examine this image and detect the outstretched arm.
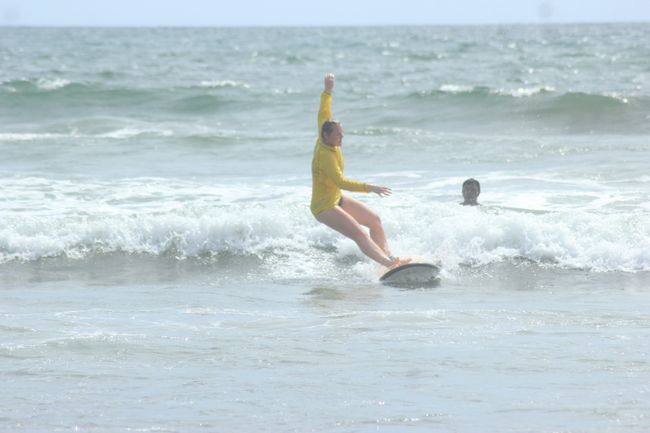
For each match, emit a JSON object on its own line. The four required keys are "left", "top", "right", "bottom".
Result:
{"left": 321, "top": 150, "right": 368, "bottom": 192}
{"left": 318, "top": 73, "right": 335, "bottom": 133}
{"left": 323, "top": 163, "right": 392, "bottom": 197}
{"left": 320, "top": 150, "right": 393, "bottom": 196}
{"left": 367, "top": 185, "right": 392, "bottom": 197}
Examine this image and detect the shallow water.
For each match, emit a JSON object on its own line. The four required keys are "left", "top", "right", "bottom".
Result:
{"left": 2, "top": 261, "right": 650, "bottom": 432}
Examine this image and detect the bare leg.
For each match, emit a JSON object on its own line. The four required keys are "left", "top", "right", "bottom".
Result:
{"left": 339, "top": 195, "right": 391, "bottom": 256}
{"left": 315, "top": 206, "right": 394, "bottom": 267}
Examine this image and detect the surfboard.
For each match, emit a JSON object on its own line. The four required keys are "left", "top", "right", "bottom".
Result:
{"left": 380, "top": 263, "right": 440, "bottom": 288}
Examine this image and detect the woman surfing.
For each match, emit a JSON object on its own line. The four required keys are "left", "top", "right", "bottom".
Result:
{"left": 310, "top": 73, "right": 409, "bottom": 269}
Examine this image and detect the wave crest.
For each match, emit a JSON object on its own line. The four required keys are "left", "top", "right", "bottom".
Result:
{"left": 1, "top": 198, "right": 648, "bottom": 273}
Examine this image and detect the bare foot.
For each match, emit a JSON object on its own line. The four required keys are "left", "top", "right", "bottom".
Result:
{"left": 388, "top": 256, "right": 412, "bottom": 269}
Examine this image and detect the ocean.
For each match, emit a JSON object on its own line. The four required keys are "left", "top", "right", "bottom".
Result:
{"left": 1, "top": 24, "right": 649, "bottom": 432}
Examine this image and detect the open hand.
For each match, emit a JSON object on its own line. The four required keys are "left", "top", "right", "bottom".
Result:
{"left": 368, "top": 184, "right": 392, "bottom": 197}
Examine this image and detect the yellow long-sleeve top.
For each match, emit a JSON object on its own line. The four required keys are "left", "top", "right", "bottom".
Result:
{"left": 310, "top": 91, "right": 369, "bottom": 216}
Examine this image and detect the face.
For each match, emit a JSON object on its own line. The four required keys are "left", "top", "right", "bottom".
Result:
{"left": 324, "top": 124, "right": 344, "bottom": 147}
{"left": 463, "top": 183, "right": 480, "bottom": 202}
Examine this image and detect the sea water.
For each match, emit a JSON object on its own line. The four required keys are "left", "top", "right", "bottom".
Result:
{"left": 1, "top": 25, "right": 649, "bottom": 432}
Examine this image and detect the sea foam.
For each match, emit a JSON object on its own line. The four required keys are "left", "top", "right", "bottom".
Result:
{"left": 1, "top": 182, "right": 648, "bottom": 273}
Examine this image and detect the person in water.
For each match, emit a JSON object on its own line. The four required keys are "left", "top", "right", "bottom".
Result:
{"left": 461, "top": 178, "right": 480, "bottom": 206}
{"left": 310, "top": 73, "right": 408, "bottom": 269}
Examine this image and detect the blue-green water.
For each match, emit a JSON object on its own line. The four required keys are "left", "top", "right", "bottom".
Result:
{"left": 1, "top": 25, "right": 649, "bottom": 432}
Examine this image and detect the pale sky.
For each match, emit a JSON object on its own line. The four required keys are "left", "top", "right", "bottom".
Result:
{"left": 1, "top": 0, "right": 649, "bottom": 26}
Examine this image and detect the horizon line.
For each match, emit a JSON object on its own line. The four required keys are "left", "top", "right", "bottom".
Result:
{"left": 1, "top": 20, "right": 649, "bottom": 29}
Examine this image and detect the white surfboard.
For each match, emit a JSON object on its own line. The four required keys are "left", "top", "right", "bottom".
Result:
{"left": 380, "top": 263, "right": 440, "bottom": 288}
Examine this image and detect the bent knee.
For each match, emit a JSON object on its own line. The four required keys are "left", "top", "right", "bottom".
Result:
{"left": 349, "top": 227, "right": 371, "bottom": 244}
{"left": 366, "top": 213, "right": 382, "bottom": 229}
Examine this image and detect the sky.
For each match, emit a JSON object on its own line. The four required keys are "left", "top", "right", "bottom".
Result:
{"left": 1, "top": 0, "right": 649, "bottom": 26}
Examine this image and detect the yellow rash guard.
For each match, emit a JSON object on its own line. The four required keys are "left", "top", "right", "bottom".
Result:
{"left": 310, "top": 91, "right": 369, "bottom": 216}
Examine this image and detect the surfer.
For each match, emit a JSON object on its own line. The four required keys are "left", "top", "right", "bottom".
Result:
{"left": 310, "top": 73, "right": 408, "bottom": 269}
{"left": 461, "top": 178, "right": 480, "bottom": 206}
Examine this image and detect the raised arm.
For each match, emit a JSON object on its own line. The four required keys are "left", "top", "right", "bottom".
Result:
{"left": 318, "top": 73, "right": 335, "bottom": 134}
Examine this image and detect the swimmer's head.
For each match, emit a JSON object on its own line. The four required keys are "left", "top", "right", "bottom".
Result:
{"left": 462, "top": 178, "right": 480, "bottom": 205}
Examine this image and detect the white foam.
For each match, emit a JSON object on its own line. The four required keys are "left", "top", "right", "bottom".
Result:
{"left": 439, "top": 84, "right": 474, "bottom": 94}
{"left": 604, "top": 92, "right": 630, "bottom": 103}
{"left": 199, "top": 80, "right": 250, "bottom": 89}
{"left": 437, "top": 85, "right": 556, "bottom": 98}
{"left": 36, "top": 78, "right": 72, "bottom": 90}
{"left": 493, "top": 86, "right": 556, "bottom": 97}
{"left": 0, "top": 177, "right": 648, "bottom": 273}
{"left": 97, "top": 128, "right": 174, "bottom": 139}
{"left": 0, "top": 128, "right": 172, "bottom": 142}
{"left": 383, "top": 202, "right": 650, "bottom": 273}
{"left": 0, "top": 132, "right": 73, "bottom": 141}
